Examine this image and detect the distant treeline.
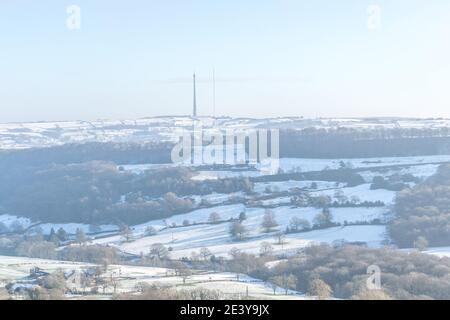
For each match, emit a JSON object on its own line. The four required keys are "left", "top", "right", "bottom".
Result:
{"left": 245, "top": 244, "right": 450, "bottom": 300}
{"left": 280, "top": 128, "right": 450, "bottom": 158}
{"left": 0, "top": 142, "right": 173, "bottom": 168}
{"left": 252, "top": 168, "right": 365, "bottom": 187}
{"left": 1, "top": 127, "right": 450, "bottom": 169}
{"left": 0, "top": 161, "right": 253, "bottom": 225}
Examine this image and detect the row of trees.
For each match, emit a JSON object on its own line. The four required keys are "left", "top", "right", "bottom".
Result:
{"left": 228, "top": 244, "right": 450, "bottom": 300}
{"left": 388, "top": 164, "right": 450, "bottom": 248}
{"left": 0, "top": 161, "right": 254, "bottom": 225}
{"left": 3, "top": 126, "right": 450, "bottom": 169}
{"left": 228, "top": 209, "right": 335, "bottom": 241}
{"left": 280, "top": 127, "right": 450, "bottom": 158}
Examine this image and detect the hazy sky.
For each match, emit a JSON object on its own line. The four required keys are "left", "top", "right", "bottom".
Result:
{"left": 1, "top": 0, "right": 450, "bottom": 122}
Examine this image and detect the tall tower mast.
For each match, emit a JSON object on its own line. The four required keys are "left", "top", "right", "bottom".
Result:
{"left": 212, "top": 68, "right": 216, "bottom": 118}
{"left": 193, "top": 73, "right": 197, "bottom": 118}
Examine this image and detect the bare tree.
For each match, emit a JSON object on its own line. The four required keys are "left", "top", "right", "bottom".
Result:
{"left": 75, "top": 228, "right": 88, "bottom": 245}
{"left": 199, "top": 247, "right": 212, "bottom": 261}
{"left": 269, "top": 274, "right": 297, "bottom": 295}
{"left": 149, "top": 243, "right": 169, "bottom": 260}
{"left": 145, "top": 226, "right": 157, "bottom": 236}
{"left": 274, "top": 232, "right": 286, "bottom": 246}
{"left": 229, "top": 221, "right": 248, "bottom": 241}
{"left": 120, "top": 225, "right": 133, "bottom": 242}
{"left": 308, "top": 278, "right": 332, "bottom": 300}
{"left": 208, "top": 212, "right": 221, "bottom": 224}
{"left": 261, "top": 210, "right": 279, "bottom": 233}
{"left": 289, "top": 217, "right": 310, "bottom": 232}
{"left": 259, "top": 241, "right": 273, "bottom": 256}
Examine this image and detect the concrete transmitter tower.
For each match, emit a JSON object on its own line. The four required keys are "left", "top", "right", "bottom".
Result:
{"left": 193, "top": 73, "right": 197, "bottom": 117}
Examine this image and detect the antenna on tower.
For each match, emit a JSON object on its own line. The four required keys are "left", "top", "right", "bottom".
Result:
{"left": 193, "top": 73, "right": 197, "bottom": 118}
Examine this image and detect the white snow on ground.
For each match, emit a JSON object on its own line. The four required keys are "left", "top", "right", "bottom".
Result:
{"left": 131, "top": 204, "right": 246, "bottom": 236}
{"left": 396, "top": 164, "right": 442, "bottom": 179}
{"left": 253, "top": 180, "right": 343, "bottom": 194}
{"left": 0, "top": 256, "right": 98, "bottom": 281}
{"left": 34, "top": 223, "right": 119, "bottom": 235}
{"left": 189, "top": 192, "right": 245, "bottom": 206}
{"left": 423, "top": 247, "right": 450, "bottom": 258}
{"left": 192, "top": 170, "right": 262, "bottom": 181}
{"left": 258, "top": 197, "right": 292, "bottom": 206}
{"left": 111, "top": 220, "right": 386, "bottom": 259}
{"left": 2, "top": 116, "right": 450, "bottom": 150}
{"left": 310, "top": 184, "right": 397, "bottom": 205}
{"left": 359, "top": 164, "right": 441, "bottom": 183}
{"left": 0, "top": 256, "right": 306, "bottom": 299}
{"left": 119, "top": 163, "right": 175, "bottom": 174}
{"left": 265, "top": 259, "right": 289, "bottom": 269}
{"left": 278, "top": 155, "right": 450, "bottom": 173}
{"left": 120, "top": 156, "right": 449, "bottom": 179}
{"left": 120, "top": 203, "right": 387, "bottom": 241}
{"left": 0, "top": 215, "right": 32, "bottom": 231}
{"left": 226, "top": 206, "right": 387, "bottom": 233}
{"left": 0, "top": 215, "right": 119, "bottom": 236}
{"left": 116, "top": 149, "right": 450, "bottom": 187}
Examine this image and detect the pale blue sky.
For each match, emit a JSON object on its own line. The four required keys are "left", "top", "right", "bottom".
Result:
{"left": 1, "top": 1, "right": 450, "bottom": 122}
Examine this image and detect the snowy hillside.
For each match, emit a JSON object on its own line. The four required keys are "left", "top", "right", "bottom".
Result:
{"left": 1, "top": 116, "right": 450, "bottom": 150}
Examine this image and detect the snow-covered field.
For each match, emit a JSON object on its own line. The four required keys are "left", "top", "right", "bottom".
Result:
{"left": 35, "top": 223, "right": 119, "bottom": 235}
{"left": 1, "top": 156, "right": 440, "bottom": 264}
{"left": 190, "top": 192, "right": 245, "bottom": 206}
{"left": 1, "top": 116, "right": 450, "bottom": 300}
{"left": 310, "top": 184, "right": 397, "bottom": 205}
{"left": 2, "top": 116, "right": 449, "bottom": 152}
{"left": 358, "top": 164, "right": 441, "bottom": 183}
{"left": 0, "top": 215, "right": 32, "bottom": 231}
{"left": 253, "top": 180, "right": 343, "bottom": 194}
{"left": 423, "top": 247, "right": 450, "bottom": 258}
{"left": 278, "top": 155, "right": 450, "bottom": 174}
{"left": 0, "top": 215, "right": 119, "bottom": 236}
{"left": 120, "top": 155, "right": 450, "bottom": 179}
{"left": 0, "top": 256, "right": 97, "bottom": 281}
{"left": 1, "top": 118, "right": 448, "bottom": 295}
{"left": 0, "top": 256, "right": 306, "bottom": 299}
{"left": 113, "top": 224, "right": 386, "bottom": 259}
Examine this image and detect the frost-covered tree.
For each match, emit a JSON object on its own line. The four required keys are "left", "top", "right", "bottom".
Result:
{"left": 208, "top": 212, "right": 221, "bottom": 224}
{"left": 75, "top": 228, "right": 88, "bottom": 245}
{"left": 149, "top": 243, "right": 169, "bottom": 260}
{"left": 229, "top": 221, "right": 248, "bottom": 241}
{"left": 261, "top": 210, "right": 278, "bottom": 233}
{"left": 308, "top": 278, "right": 332, "bottom": 300}
{"left": 259, "top": 241, "right": 273, "bottom": 256}
{"left": 289, "top": 217, "right": 310, "bottom": 232}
